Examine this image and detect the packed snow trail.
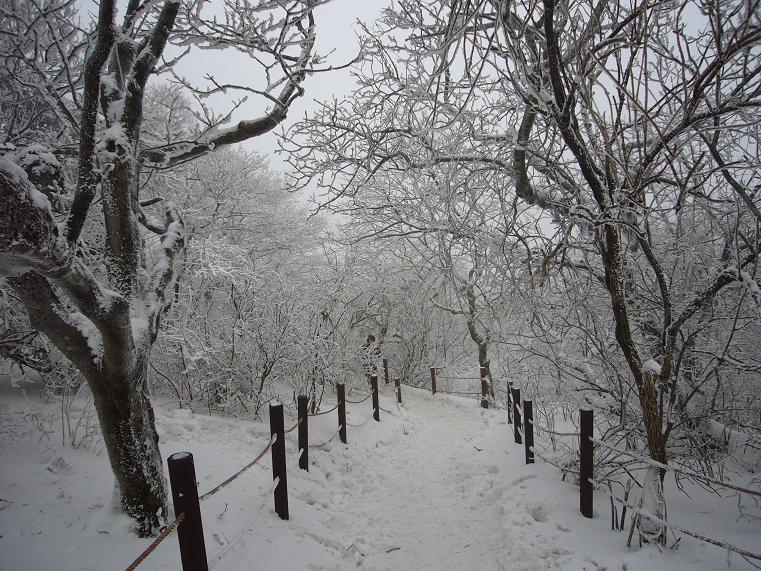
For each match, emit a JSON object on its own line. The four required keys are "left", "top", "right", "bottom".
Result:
{"left": 313, "top": 386, "right": 511, "bottom": 569}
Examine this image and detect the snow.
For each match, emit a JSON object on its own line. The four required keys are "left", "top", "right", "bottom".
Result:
{"left": 0, "top": 155, "right": 54, "bottom": 213}
{"left": 738, "top": 270, "right": 761, "bottom": 313}
{"left": 643, "top": 358, "right": 662, "bottom": 375}
{"left": 0, "top": 383, "right": 759, "bottom": 570}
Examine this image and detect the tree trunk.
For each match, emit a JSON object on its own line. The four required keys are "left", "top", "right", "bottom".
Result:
{"left": 465, "top": 274, "right": 494, "bottom": 397}
{"left": 88, "top": 354, "right": 167, "bottom": 536}
{"left": 638, "top": 373, "right": 667, "bottom": 542}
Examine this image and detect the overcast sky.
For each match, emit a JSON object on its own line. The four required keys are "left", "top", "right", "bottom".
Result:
{"left": 177, "top": 0, "right": 389, "bottom": 174}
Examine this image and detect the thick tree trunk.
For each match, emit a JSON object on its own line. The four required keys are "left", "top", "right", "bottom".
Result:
{"left": 8, "top": 269, "right": 168, "bottom": 537}
{"left": 89, "top": 354, "right": 167, "bottom": 536}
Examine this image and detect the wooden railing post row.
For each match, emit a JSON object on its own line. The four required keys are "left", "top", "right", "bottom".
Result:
{"left": 512, "top": 387, "right": 522, "bottom": 444}
{"left": 580, "top": 408, "right": 594, "bottom": 518}
{"left": 480, "top": 366, "right": 489, "bottom": 409}
{"left": 430, "top": 367, "right": 437, "bottom": 395}
{"left": 394, "top": 377, "right": 402, "bottom": 404}
{"left": 371, "top": 374, "right": 380, "bottom": 422}
{"left": 297, "top": 394, "right": 309, "bottom": 472}
{"left": 269, "top": 403, "right": 289, "bottom": 520}
{"left": 383, "top": 358, "right": 390, "bottom": 384}
{"left": 167, "top": 452, "right": 209, "bottom": 571}
{"left": 524, "top": 399, "right": 534, "bottom": 464}
{"left": 337, "top": 383, "right": 347, "bottom": 444}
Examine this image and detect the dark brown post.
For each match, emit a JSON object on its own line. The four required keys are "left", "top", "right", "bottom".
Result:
{"left": 383, "top": 358, "right": 390, "bottom": 384}
{"left": 297, "top": 395, "right": 308, "bottom": 472}
{"left": 480, "top": 366, "right": 489, "bottom": 409}
{"left": 269, "top": 403, "right": 289, "bottom": 520}
{"left": 371, "top": 374, "right": 380, "bottom": 421}
{"left": 167, "top": 452, "right": 209, "bottom": 571}
{"left": 506, "top": 381, "right": 513, "bottom": 424}
{"left": 430, "top": 367, "right": 437, "bottom": 395}
{"left": 337, "top": 383, "right": 347, "bottom": 444}
{"left": 512, "top": 387, "right": 522, "bottom": 444}
{"left": 394, "top": 377, "right": 402, "bottom": 404}
{"left": 524, "top": 400, "right": 534, "bottom": 464}
{"left": 580, "top": 408, "right": 594, "bottom": 518}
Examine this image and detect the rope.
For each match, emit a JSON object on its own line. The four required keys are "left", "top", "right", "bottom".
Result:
{"left": 345, "top": 394, "right": 372, "bottom": 404}
{"left": 486, "top": 399, "right": 510, "bottom": 411}
{"left": 527, "top": 419, "right": 581, "bottom": 437}
{"left": 347, "top": 415, "right": 374, "bottom": 428}
{"left": 308, "top": 403, "right": 339, "bottom": 417}
{"left": 590, "top": 479, "right": 761, "bottom": 562}
{"left": 123, "top": 512, "right": 186, "bottom": 571}
{"left": 199, "top": 435, "right": 275, "bottom": 501}
{"left": 436, "top": 389, "right": 481, "bottom": 396}
{"left": 591, "top": 438, "right": 761, "bottom": 499}
{"left": 311, "top": 427, "right": 342, "bottom": 448}
{"left": 284, "top": 418, "right": 303, "bottom": 434}
{"left": 437, "top": 375, "right": 482, "bottom": 381}
{"left": 530, "top": 446, "right": 581, "bottom": 475}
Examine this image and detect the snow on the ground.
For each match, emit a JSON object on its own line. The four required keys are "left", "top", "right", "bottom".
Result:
{"left": 1, "top": 381, "right": 759, "bottom": 570}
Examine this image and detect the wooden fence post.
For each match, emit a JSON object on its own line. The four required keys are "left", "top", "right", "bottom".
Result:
{"left": 167, "top": 452, "right": 209, "bottom": 571}
{"left": 480, "top": 366, "right": 489, "bottom": 409}
{"left": 337, "top": 383, "right": 347, "bottom": 444}
{"left": 269, "top": 403, "right": 289, "bottom": 520}
{"left": 383, "top": 358, "right": 390, "bottom": 384}
{"left": 580, "top": 408, "right": 594, "bottom": 518}
{"left": 524, "top": 399, "right": 534, "bottom": 464}
{"left": 507, "top": 381, "right": 513, "bottom": 424}
{"left": 297, "top": 395, "right": 308, "bottom": 472}
{"left": 394, "top": 377, "right": 402, "bottom": 404}
{"left": 512, "top": 387, "right": 522, "bottom": 444}
{"left": 371, "top": 374, "right": 380, "bottom": 422}
{"left": 430, "top": 367, "right": 437, "bottom": 395}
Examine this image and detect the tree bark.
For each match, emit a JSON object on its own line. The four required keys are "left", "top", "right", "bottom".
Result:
{"left": 90, "top": 356, "right": 167, "bottom": 536}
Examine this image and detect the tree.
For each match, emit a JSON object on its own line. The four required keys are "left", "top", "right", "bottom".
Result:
{"left": 284, "top": 0, "right": 761, "bottom": 542}
{"left": 0, "top": 0, "right": 327, "bottom": 535}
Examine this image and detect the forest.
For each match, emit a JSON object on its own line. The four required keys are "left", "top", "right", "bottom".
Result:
{"left": 0, "top": 0, "right": 759, "bottom": 566}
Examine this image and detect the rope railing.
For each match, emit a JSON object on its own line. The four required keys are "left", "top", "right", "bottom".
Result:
{"left": 485, "top": 398, "right": 510, "bottom": 411}
{"left": 345, "top": 394, "right": 372, "bottom": 404}
{"left": 590, "top": 478, "right": 761, "bottom": 563}
{"left": 311, "top": 426, "right": 343, "bottom": 448}
{"left": 529, "top": 445, "right": 581, "bottom": 476}
{"left": 590, "top": 437, "right": 761, "bottom": 500}
{"left": 120, "top": 372, "right": 402, "bottom": 570}
{"left": 347, "top": 416, "right": 374, "bottom": 428}
{"left": 284, "top": 418, "right": 303, "bottom": 434}
{"left": 528, "top": 419, "right": 581, "bottom": 438}
{"left": 436, "top": 389, "right": 481, "bottom": 396}
{"left": 199, "top": 434, "right": 277, "bottom": 501}
{"left": 124, "top": 513, "right": 187, "bottom": 571}
{"left": 511, "top": 395, "right": 761, "bottom": 565}
{"left": 124, "top": 430, "right": 281, "bottom": 570}
{"left": 308, "top": 403, "right": 339, "bottom": 417}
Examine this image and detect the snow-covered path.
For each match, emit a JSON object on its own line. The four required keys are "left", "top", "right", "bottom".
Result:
{"left": 2, "top": 381, "right": 759, "bottom": 570}
{"left": 330, "top": 387, "right": 506, "bottom": 569}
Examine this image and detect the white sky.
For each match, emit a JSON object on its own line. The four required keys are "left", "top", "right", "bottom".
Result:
{"left": 172, "top": 0, "right": 389, "bottom": 174}
{"left": 259, "top": 0, "right": 388, "bottom": 173}
{"left": 78, "top": 0, "right": 388, "bottom": 174}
